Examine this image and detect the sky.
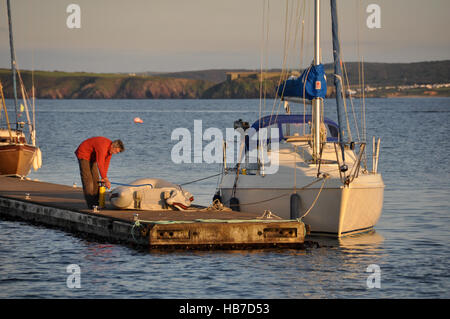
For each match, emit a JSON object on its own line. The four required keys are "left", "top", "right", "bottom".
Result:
{"left": 0, "top": 0, "right": 449, "bottom": 73}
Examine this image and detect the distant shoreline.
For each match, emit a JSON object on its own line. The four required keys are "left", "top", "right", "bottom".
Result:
{"left": 3, "top": 95, "right": 448, "bottom": 100}
{"left": 1, "top": 60, "right": 449, "bottom": 99}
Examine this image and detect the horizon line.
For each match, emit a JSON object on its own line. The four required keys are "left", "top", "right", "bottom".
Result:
{"left": 0, "top": 59, "right": 449, "bottom": 75}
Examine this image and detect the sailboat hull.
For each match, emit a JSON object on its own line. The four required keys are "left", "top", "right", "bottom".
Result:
{"left": 0, "top": 144, "right": 36, "bottom": 176}
{"left": 1, "top": 1, "right": 40, "bottom": 178}
{"left": 220, "top": 174, "right": 384, "bottom": 237}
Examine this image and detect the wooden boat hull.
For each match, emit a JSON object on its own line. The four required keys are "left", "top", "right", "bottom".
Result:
{"left": 0, "top": 144, "right": 36, "bottom": 176}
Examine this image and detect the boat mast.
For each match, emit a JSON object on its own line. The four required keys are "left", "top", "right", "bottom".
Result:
{"left": 313, "top": 0, "right": 321, "bottom": 160}
{"left": 330, "top": 0, "right": 347, "bottom": 164}
{"left": 6, "top": 0, "right": 18, "bottom": 128}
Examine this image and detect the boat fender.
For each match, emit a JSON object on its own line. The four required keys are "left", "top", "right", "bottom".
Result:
{"left": 290, "top": 193, "right": 302, "bottom": 219}
{"left": 230, "top": 197, "right": 240, "bottom": 212}
{"left": 32, "top": 147, "right": 42, "bottom": 171}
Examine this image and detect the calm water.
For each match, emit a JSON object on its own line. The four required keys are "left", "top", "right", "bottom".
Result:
{"left": 0, "top": 98, "right": 449, "bottom": 299}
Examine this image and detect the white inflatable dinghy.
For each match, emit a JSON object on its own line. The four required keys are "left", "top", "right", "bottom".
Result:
{"left": 109, "top": 178, "right": 194, "bottom": 211}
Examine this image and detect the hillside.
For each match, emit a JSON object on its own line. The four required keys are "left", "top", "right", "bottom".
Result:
{"left": 0, "top": 69, "right": 213, "bottom": 99}
{"left": 148, "top": 69, "right": 253, "bottom": 84}
{"left": 0, "top": 60, "right": 448, "bottom": 99}
{"left": 327, "top": 60, "right": 450, "bottom": 86}
{"left": 200, "top": 61, "right": 450, "bottom": 98}
{"left": 152, "top": 60, "right": 450, "bottom": 86}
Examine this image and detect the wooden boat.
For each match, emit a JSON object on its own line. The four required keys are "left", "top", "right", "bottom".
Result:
{"left": 0, "top": 141, "right": 37, "bottom": 176}
{"left": 0, "top": 0, "right": 41, "bottom": 177}
{"left": 0, "top": 82, "right": 41, "bottom": 176}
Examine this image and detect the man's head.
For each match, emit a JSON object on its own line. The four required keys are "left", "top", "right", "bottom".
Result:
{"left": 110, "top": 139, "right": 125, "bottom": 155}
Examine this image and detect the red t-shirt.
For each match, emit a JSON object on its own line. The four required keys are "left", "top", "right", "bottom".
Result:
{"left": 75, "top": 136, "right": 112, "bottom": 179}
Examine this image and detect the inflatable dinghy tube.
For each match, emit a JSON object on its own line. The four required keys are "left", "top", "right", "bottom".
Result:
{"left": 109, "top": 178, "right": 194, "bottom": 211}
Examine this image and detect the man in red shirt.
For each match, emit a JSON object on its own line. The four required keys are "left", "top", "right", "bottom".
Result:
{"left": 75, "top": 137, "right": 124, "bottom": 208}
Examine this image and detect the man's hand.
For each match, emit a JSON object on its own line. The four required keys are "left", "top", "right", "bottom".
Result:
{"left": 103, "top": 178, "right": 111, "bottom": 189}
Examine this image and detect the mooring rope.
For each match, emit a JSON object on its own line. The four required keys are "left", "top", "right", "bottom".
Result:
{"left": 223, "top": 175, "right": 327, "bottom": 208}
{"left": 179, "top": 173, "right": 222, "bottom": 186}
{"left": 299, "top": 174, "right": 329, "bottom": 219}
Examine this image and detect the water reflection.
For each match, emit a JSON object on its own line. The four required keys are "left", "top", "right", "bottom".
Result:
{"left": 308, "top": 230, "right": 384, "bottom": 250}
{"left": 309, "top": 231, "right": 386, "bottom": 272}
{"left": 85, "top": 243, "right": 116, "bottom": 261}
{"left": 339, "top": 231, "right": 385, "bottom": 251}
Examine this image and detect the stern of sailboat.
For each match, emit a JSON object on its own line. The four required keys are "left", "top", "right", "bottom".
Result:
{"left": 0, "top": 143, "right": 36, "bottom": 176}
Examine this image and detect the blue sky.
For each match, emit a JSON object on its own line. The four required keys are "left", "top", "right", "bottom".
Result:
{"left": 0, "top": 0, "right": 449, "bottom": 73}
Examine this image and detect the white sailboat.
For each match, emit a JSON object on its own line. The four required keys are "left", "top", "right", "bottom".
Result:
{"left": 218, "top": 0, "right": 384, "bottom": 237}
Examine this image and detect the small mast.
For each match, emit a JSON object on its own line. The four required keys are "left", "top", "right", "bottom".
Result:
{"left": 6, "top": 0, "right": 18, "bottom": 127}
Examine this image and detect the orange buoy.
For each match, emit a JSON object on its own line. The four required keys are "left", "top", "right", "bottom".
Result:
{"left": 133, "top": 117, "right": 143, "bottom": 124}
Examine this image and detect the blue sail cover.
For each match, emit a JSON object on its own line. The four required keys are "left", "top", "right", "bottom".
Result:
{"left": 277, "top": 64, "right": 327, "bottom": 100}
